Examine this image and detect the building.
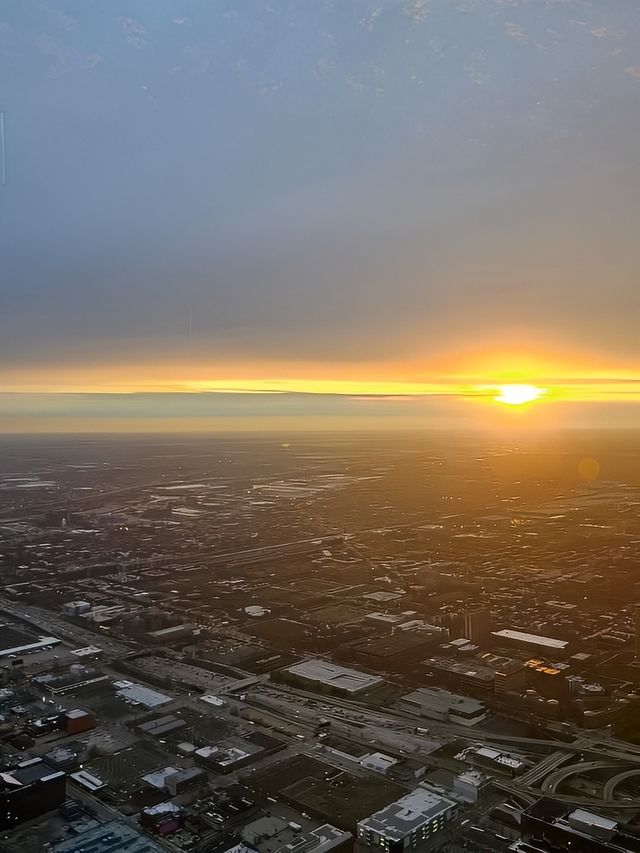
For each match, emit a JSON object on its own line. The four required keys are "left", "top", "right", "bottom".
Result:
{"left": 70, "top": 645, "right": 103, "bottom": 659}
{"left": 525, "top": 659, "right": 569, "bottom": 701}
{"left": 69, "top": 769, "right": 107, "bottom": 792}
{"left": 422, "top": 656, "right": 495, "bottom": 696}
{"left": 53, "top": 819, "right": 166, "bottom": 852}
{"left": 519, "top": 798, "right": 640, "bottom": 852}
{"left": 464, "top": 745, "right": 524, "bottom": 775}
{"left": 280, "top": 659, "right": 384, "bottom": 696}
{"left": 491, "top": 629, "right": 569, "bottom": 656}
{"left": 62, "top": 601, "right": 91, "bottom": 617}
{"left": 357, "top": 788, "right": 457, "bottom": 851}
{"left": 478, "top": 653, "right": 526, "bottom": 694}
{"left": 138, "top": 714, "right": 187, "bottom": 738}
{"left": 453, "top": 770, "right": 489, "bottom": 803}
{"left": 195, "top": 732, "right": 283, "bottom": 774}
{"left": 140, "top": 801, "right": 183, "bottom": 835}
{"left": 462, "top": 609, "right": 491, "bottom": 645}
{"left": 340, "top": 634, "right": 435, "bottom": 671}
{"left": 165, "top": 767, "right": 207, "bottom": 796}
{"left": 401, "top": 687, "right": 487, "bottom": 725}
{"left": 0, "top": 635, "right": 61, "bottom": 659}
{"left": 241, "top": 814, "right": 351, "bottom": 853}
{"left": 33, "top": 665, "right": 109, "bottom": 694}
{"left": 360, "top": 753, "right": 398, "bottom": 775}
{"left": 0, "top": 757, "right": 66, "bottom": 830}
{"left": 114, "top": 680, "right": 172, "bottom": 708}
{"left": 146, "top": 623, "right": 196, "bottom": 644}
{"left": 64, "top": 708, "right": 96, "bottom": 734}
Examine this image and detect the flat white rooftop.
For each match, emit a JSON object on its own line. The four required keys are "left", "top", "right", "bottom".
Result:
{"left": 115, "top": 682, "right": 172, "bottom": 708}
{"left": 492, "top": 629, "right": 568, "bottom": 650}
{"left": 285, "top": 659, "right": 384, "bottom": 693}
{"left": 0, "top": 637, "right": 61, "bottom": 657}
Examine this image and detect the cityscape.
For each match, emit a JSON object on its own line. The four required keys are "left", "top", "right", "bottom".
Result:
{"left": 4, "top": 0, "right": 640, "bottom": 850}
{"left": 1, "top": 433, "right": 640, "bottom": 851}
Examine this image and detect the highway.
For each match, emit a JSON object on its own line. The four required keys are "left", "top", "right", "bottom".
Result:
{"left": 603, "top": 768, "right": 640, "bottom": 800}
{"left": 541, "top": 760, "right": 619, "bottom": 795}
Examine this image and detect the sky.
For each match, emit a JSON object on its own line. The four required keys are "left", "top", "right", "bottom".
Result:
{"left": 2, "top": 0, "right": 640, "bottom": 431}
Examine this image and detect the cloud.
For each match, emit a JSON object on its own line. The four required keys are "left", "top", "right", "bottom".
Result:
{"left": 591, "top": 26, "right": 625, "bottom": 40}
{"left": 454, "top": 0, "right": 484, "bottom": 11}
{"left": 504, "top": 21, "right": 528, "bottom": 42}
{"left": 80, "top": 53, "right": 103, "bottom": 70}
{"left": 625, "top": 66, "right": 640, "bottom": 80}
{"left": 119, "top": 17, "right": 146, "bottom": 50}
{"left": 402, "top": 1, "right": 430, "bottom": 23}
{"left": 34, "top": 32, "right": 102, "bottom": 77}
{"left": 360, "top": 6, "right": 383, "bottom": 32}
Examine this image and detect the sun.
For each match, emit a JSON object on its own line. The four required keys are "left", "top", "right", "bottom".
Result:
{"left": 495, "top": 384, "right": 546, "bottom": 406}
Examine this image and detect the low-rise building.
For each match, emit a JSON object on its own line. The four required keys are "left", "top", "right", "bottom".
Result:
{"left": 279, "top": 659, "right": 384, "bottom": 696}
{"left": 401, "top": 687, "right": 487, "bottom": 725}
{"left": 357, "top": 788, "right": 457, "bottom": 851}
{"left": 0, "top": 757, "right": 66, "bottom": 830}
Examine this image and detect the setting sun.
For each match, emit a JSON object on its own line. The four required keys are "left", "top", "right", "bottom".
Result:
{"left": 495, "top": 384, "right": 546, "bottom": 406}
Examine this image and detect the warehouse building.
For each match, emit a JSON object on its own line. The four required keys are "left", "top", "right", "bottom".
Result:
{"left": 279, "top": 659, "right": 384, "bottom": 696}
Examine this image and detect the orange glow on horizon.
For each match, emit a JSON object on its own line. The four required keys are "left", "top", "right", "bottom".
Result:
{"left": 2, "top": 349, "right": 640, "bottom": 404}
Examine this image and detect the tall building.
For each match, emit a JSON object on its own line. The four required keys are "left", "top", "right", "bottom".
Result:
{"left": 462, "top": 609, "right": 491, "bottom": 645}
{"left": 357, "top": 788, "right": 457, "bottom": 852}
{"left": 0, "top": 757, "right": 66, "bottom": 829}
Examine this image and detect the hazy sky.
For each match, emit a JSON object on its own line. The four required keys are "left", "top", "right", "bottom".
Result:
{"left": 2, "top": 0, "right": 640, "bottom": 429}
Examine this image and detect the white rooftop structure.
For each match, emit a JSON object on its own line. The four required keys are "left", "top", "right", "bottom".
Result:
{"left": 475, "top": 746, "right": 523, "bottom": 770}
{"left": 114, "top": 681, "right": 172, "bottom": 708}
{"left": 0, "top": 636, "right": 61, "bottom": 658}
{"left": 142, "top": 766, "right": 180, "bottom": 789}
{"left": 360, "top": 752, "right": 398, "bottom": 775}
{"left": 285, "top": 659, "right": 384, "bottom": 694}
{"left": 70, "top": 646, "right": 103, "bottom": 657}
{"left": 567, "top": 809, "right": 617, "bottom": 841}
{"left": 402, "top": 687, "right": 486, "bottom": 725}
{"left": 70, "top": 769, "right": 107, "bottom": 792}
{"left": 200, "top": 694, "right": 226, "bottom": 707}
{"left": 492, "top": 629, "right": 568, "bottom": 651}
{"left": 358, "top": 788, "right": 456, "bottom": 843}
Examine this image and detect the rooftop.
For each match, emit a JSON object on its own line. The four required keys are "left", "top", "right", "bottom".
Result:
{"left": 358, "top": 788, "right": 456, "bottom": 840}
{"left": 53, "top": 819, "right": 165, "bottom": 852}
{"left": 492, "top": 629, "right": 568, "bottom": 650}
{"left": 403, "top": 687, "right": 486, "bottom": 715}
{"left": 285, "top": 659, "right": 384, "bottom": 693}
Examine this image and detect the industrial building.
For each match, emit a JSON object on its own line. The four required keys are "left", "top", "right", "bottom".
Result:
{"left": 34, "top": 665, "right": 109, "bottom": 694}
{"left": 401, "top": 687, "right": 487, "bottom": 725}
{"left": 241, "top": 814, "right": 351, "bottom": 853}
{"left": 519, "top": 798, "right": 640, "bottom": 852}
{"left": 453, "top": 770, "right": 489, "bottom": 803}
{"left": 0, "top": 757, "right": 66, "bottom": 830}
{"left": 52, "top": 819, "right": 166, "bottom": 852}
{"left": 146, "top": 622, "right": 196, "bottom": 644}
{"left": 195, "top": 732, "right": 283, "bottom": 774}
{"left": 491, "top": 629, "right": 569, "bottom": 656}
{"left": 357, "top": 788, "right": 457, "bottom": 851}
{"left": 280, "top": 659, "right": 384, "bottom": 695}
{"left": 0, "top": 636, "right": 61, "bottom": 658}
{"left": 62, "top": 601, "right": 91, "bottom": 617}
